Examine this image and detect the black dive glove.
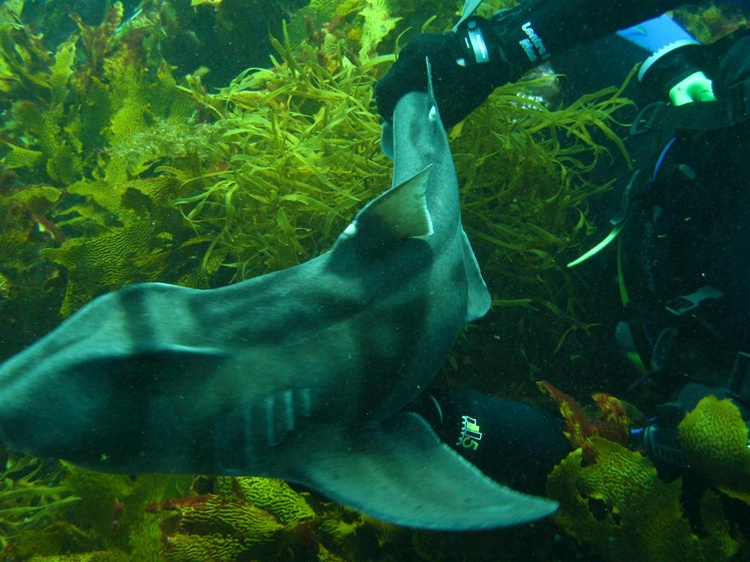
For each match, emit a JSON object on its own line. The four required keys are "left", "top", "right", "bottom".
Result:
{"left": 375, "top": 18, "right": 510, "bottom": 129}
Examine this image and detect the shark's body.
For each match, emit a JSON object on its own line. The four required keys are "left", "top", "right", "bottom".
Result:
{"left": 0, "top": 70, "right": 556, "bottom": 530}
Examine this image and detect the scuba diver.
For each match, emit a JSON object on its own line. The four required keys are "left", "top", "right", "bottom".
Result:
{"left": 379, "top": 0, "right": 750, "bottom": 495}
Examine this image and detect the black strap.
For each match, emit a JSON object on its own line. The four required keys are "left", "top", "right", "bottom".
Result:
{"left": 631, "top": 77, "right": 750, "bottom": 136}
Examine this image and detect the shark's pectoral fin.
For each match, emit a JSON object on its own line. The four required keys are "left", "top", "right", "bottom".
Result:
{"left": 285, "top": 412, "right": 557, "bottom": 530}
{"left": 461, "top": 228, "right": 492, "bottom": 321}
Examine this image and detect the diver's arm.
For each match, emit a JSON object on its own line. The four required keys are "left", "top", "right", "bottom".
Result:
{"left": 490, "top": 0, "right": 693, "bottom": 79}
{"left": 376, "top": 0, "right": 698, "bottom": 126}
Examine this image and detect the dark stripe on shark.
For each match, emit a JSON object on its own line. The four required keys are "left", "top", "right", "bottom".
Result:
{"left": 192, "top": 270, "right": 372, "bottom": 348}
{"left": 330, "top": 233, "right": 440, "bottom": 423}
{"left": 353, "top": 294, "right": 433, "bottom": 423}
{"left": 33, "top": 349, "right": 224, "bottom": 474}
{"left": 113, "top": 283, "right": 208, "bottom": 352}
{"left": 349, "top": 244, "right": 477, "bottom": 423}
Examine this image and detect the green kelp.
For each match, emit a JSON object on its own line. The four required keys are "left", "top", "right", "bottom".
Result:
{"left": 434, "top": 74, "right": 634, "bottom": 387}
{"left": 547, "top": 438, "right": 739, "bottom": 562}
{"left": 0, "top": 3, "right": 394, "bottom": 327}
{"left": 0, "top": 451, "right": 79, "bottom": 555}
{"left": 0, "top": 448, "right": 191, "bottom": 560}
{"left": 286, "top": 0, "right": 403, "bottom": 63}
{"left": 147, "top": 477, "right": 410, "bottom": 561}
{"left": 214, "top": 477, "right": 316, "bottom": 525}
{"left": 672, "top": 1, "right": 750, "bottom": 45}
{"left": 172, "top": 27, "right": 392, "bottom": 278}
{"left": 0, "top": 1, "right": 218, "bottom": 336}
{"left": 679, "top": 396, "right": 750, "bottom": 504}
{"left": 287, "top": 0, "right": 518, "bottom": 64}
{"left": 541, "top": 389, "right": 748, "bottom": 561}
{"left": 54, "top": 464, "right": 191, "bottom": 560}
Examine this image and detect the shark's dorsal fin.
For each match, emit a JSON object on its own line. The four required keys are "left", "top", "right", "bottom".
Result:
{"left": 284, "top": 411, "right": 558, "bottom": 530}
{"left": 341, "top": 166, "right": 434, "bottom": 245}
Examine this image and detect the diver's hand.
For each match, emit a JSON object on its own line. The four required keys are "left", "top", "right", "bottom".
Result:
{"left": 375, "top": 24, "right": 508, "bottom": 129}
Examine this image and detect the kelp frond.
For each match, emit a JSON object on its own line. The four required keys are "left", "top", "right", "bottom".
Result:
{"left": 448, "top": 71, "right": 634, "bottom": 373}
{"left": 0, "top": 451, "right": 79, "bottom": 551}
{"left": 172, "top": 24, "right": 392, "bottom": 278}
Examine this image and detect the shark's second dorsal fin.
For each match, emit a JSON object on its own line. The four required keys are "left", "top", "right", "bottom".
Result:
{"left": 342, "top": 166, "right": 434, "bottom": 246}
